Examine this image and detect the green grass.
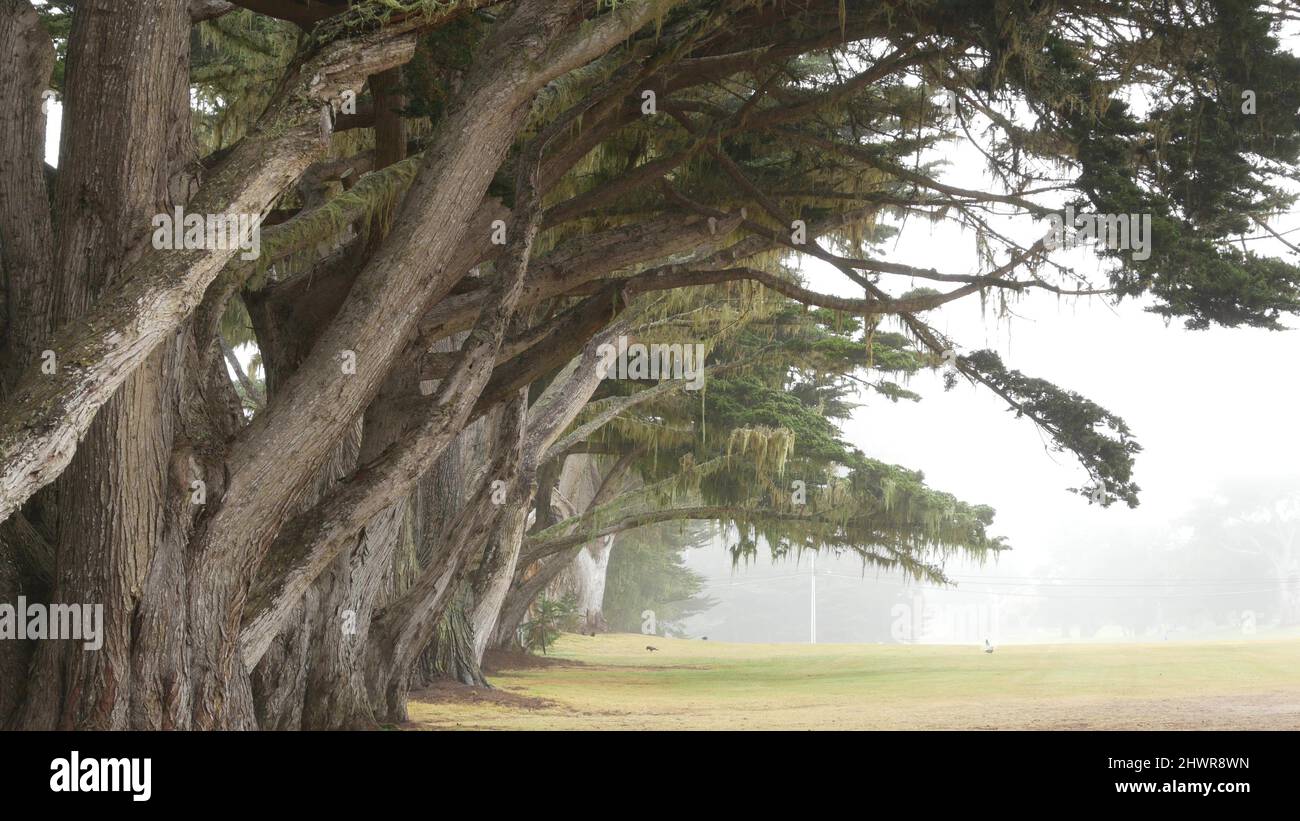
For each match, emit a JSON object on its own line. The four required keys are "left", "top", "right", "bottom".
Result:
{"left": 409, "top": 633, "right": 1300, "bottom": 729}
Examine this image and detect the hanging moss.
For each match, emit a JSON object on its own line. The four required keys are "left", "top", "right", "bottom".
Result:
{"left": 247, "top": 153, "right": 423, "bottom": 290}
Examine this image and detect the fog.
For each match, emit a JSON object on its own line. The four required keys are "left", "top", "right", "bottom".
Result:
{"left": 681, "top": 28, "right": 1300, "bottom": 645}
{"left": 680, "top": 290, "right": 1300, "bottom": 644}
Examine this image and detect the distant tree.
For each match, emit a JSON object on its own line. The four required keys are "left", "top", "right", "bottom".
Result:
{"left": 1177, "top": 479, "right": 1300, "bottom": 628}
{"left": 602, "top": 522, "right": 715, "bottom": 636}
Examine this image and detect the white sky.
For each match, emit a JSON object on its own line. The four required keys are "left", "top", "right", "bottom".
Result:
{"left": 684, "top": 25, "right": 1300, "bottom": 642}
{"left": 817, "top": 97, "right": 1299, "bottom": 567}
{"left": 807, "top": 179, "right": 1300, "bottom": 574}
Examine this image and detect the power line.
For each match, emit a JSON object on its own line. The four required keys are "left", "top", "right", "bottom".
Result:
{"left": 947, "top": 573, "right": 1290, "bottom": 584}
{"left": 717, "top": 568, "right": 1292, "bottom": 586}
{"left": 696, "top": 570, "right": 1291, "bottom": 599}
{"left": 940, "top": 579, "right": 1288, "bottom": 589}
{"left": 818, "top": 573, "right": 1285, "bottom": 599}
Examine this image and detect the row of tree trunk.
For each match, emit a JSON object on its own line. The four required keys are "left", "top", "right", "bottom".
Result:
{"left": 0, "top": 0, "right": 650, "bottom": 729}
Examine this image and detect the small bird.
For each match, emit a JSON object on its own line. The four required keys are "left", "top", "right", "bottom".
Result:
{"left": 983, "top": 639, "right": 995, "bottom": 654}
{"left": 645, "top": 645, "right": 659, "bottom": 652}
{"left": 701, "top": 636, "right": 708, "bottom": 641}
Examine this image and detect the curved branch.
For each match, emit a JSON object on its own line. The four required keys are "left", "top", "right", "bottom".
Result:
{"left": 0, "top": 25, "right": 419, "bottom": 525}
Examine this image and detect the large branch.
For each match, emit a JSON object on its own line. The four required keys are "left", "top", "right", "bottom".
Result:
{"left": 385, "top": 319, "right": 634, "bottom": 656}
{"left": 235, "top": 39, "right": 659, "bottom": 664}
{"left": 239, "top": 110, "right": 553, "bottom": 668}
{"left": 0, "top": 24, "right": 420, "bottom": 526}
{"left": 418, "top": 285, "right": 620, "bottom": 382}
{"left": 524, "top": 505, "right": 819, "bottom": 562}
{"left": 414, "top": 209, "right": 745, "bottom": 344}
{"left": 541, "top": 0, "right": 686, "bottom": 82}
{"left": 541, "top": 373, "right": 703, "bottom": 464}
{"left": 405, "top": 205, "right": 886, "bottom": 427}
{"left": 467, "top": 288, "right": 632, "bottom": 417}
{"left": 189, "top": 0, "right": 237, "bottom": 23}
{"left": 365, "top": 388, "right": 530, "bottom": 687}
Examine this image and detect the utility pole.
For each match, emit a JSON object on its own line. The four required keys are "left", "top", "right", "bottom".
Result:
{"left": 810, "top": 552, "right": 817, "bottom": 644}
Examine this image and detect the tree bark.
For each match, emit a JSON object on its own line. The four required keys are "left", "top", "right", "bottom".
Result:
{"left": 550, "top": 536, "right": 616, "bottom": 634}
{"left": 428, "top": 591, "right": 489, "bottom": 687}
{"left": 0, "top": 0, "right": 55, "bottom": 391}
{"left": 0, "top": 22, "right": 418, "bottom": 526}
{"left": 496, "top": 448, "right": 639, "bottom": 648}
{"left": 0, "top": 0, "right": 688, "bottom": 729}
{"left": 14, "top": 0, "right": 195, "bottom": 730}
{"left": 362, "top": 391, "right": 529, "bottom": 722}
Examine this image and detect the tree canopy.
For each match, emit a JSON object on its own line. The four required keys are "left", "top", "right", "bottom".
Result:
{"left": 0, "top": 0, "right": 1296, "bottom": 729}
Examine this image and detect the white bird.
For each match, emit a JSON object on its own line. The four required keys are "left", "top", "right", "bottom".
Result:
{"left": 983, "top": 639, "right": 995, "bottom": 654}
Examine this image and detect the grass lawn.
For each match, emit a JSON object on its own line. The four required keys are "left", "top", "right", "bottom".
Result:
{"left": 408, "top": 632, "right": 1300, "bottom": 730}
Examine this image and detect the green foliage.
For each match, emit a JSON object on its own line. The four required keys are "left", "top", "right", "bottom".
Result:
{"left": 191, "top": 10, "right": 298, "bottom": 152}
{"left": 540, "top": 287, "right": 1005, "bottom": 583}
{"left": 32, "top": 2, "right": 71, "bottom": 91}
{"left": 400, "top": 15, "right": 486, "bottom": 125}
{"left": 938, "top": 0, "right": 1300, "bottom": 329}
{"left": 521, "top": 594, "right": 581, "bottom": 654}
{"left": 956, "top": 350, "right": 1141, "bottom": 507}
{"left": 603, "top": 523, "right": 714, "bottom": 635}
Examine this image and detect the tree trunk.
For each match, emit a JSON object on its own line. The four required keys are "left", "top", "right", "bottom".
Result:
{"left": 0, "top": 22, "right": 418, "bottom": 526}
{"left": 253, "top": 70, "right": 421, "bottom": 729}
{"left": 0, "top": 0, "right": 674, "bottom": 729}
{"left": 428, "top": 591, "right": 489, "bottom": 687}
{"left": 15, "top": 0, "right": 194, "bottom": 730}
{"left": 0, "top": 546, "right": 29, "bottom": 722}
{"left": 495, "top": 444, "right": 638, "bottom": 648}
{"left": 363, "top": 385, "right": 529, "bottom": 719}
{"left": 550, "top": 535, "right": 616, "bottom": 633}
{"left": 493, "top": 552, "right": 573, "bottom": 651}
{"left": 411, "top": 398, "right": 482, "bottom": 687}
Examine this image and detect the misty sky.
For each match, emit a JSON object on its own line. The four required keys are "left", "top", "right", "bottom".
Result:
{"left": 685, "top": 250, "right": 1300, "bottom": 643}
{"left": 684, "top": 27, "right": 1300, "bottom": 643}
